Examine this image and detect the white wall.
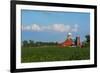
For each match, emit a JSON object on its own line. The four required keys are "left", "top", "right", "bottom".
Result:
{"left": 0, "top": 0, "right": 99, "bottom": 73}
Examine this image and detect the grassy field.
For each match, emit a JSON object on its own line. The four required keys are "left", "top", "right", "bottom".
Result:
{"left": 21, "top": 46, "right": 90, "bottom": 63}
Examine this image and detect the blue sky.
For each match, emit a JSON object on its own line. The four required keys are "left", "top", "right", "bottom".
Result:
{"left": 21, "top": 10, "right": 90, "bottom": 43}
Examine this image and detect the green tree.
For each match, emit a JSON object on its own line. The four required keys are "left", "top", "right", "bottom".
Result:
{"left": 23, "top": 40, "right": 28, "bottom": 47}
{"left": 29, "top": 40, "right": 34, "bottom": 47}
{"left": 83, "top": 35, "right": 90, "bottom": 47}
{"left": 85, "top": 35, "right": 90, "bottom": 43}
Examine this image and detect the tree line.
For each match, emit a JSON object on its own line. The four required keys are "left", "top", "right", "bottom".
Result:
{"left": 22, "top": 40, "right": 58, "bottom": 47}
{"left": 22, "top": 35, "right": 90, "bottom": 47}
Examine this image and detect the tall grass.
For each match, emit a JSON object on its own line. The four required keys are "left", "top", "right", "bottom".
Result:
{"left": 21, "top": 46, "right": 90, "bottom": 63}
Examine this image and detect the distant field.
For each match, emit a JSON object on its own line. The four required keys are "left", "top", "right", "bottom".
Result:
{"left": 21, "top": 46, "right": 90, "bottom": 63}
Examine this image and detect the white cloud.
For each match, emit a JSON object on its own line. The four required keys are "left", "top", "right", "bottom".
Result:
{"left": 51, "top": 24, "right": 70, "bottom": 32}
{"left": 22, "top": 24, "right": 42, "bottom": 31}
{"left": 22, "top": 24, "right": 79, "bottom": 32}
{"left": 22, "top": 25, "right": 31, "bottom": 31}
{"left": 72, "top": 24, "right": 79, "bottom": 32}
{"left": 31, "top": 24, "right": 41, "bottom": 31}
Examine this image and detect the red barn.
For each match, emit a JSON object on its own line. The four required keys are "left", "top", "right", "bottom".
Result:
{"left": 61, "top": 33, "right": 74, "bottom": 47}
{"left": 62, "top": 39, "right": 73, "bottom": 47}
{"left": 61, "top": 33, "right": 81, "bottom": 47}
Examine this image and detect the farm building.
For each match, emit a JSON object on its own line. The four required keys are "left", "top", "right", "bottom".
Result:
{"left": 61, "top": 33, "right": 81, "bottom": 47}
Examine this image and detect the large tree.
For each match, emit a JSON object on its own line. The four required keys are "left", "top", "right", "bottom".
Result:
{"left": 83, "top": 34, "right": 90, "bottom": 47}
{"left": 23, "top": 40, "right": 28, "bottom": 47}
{"left": 29, "top": 40, "right": 34, "bottom": 47}
{"left": 85, "top": 35, "right": 90, "bottom": 43}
